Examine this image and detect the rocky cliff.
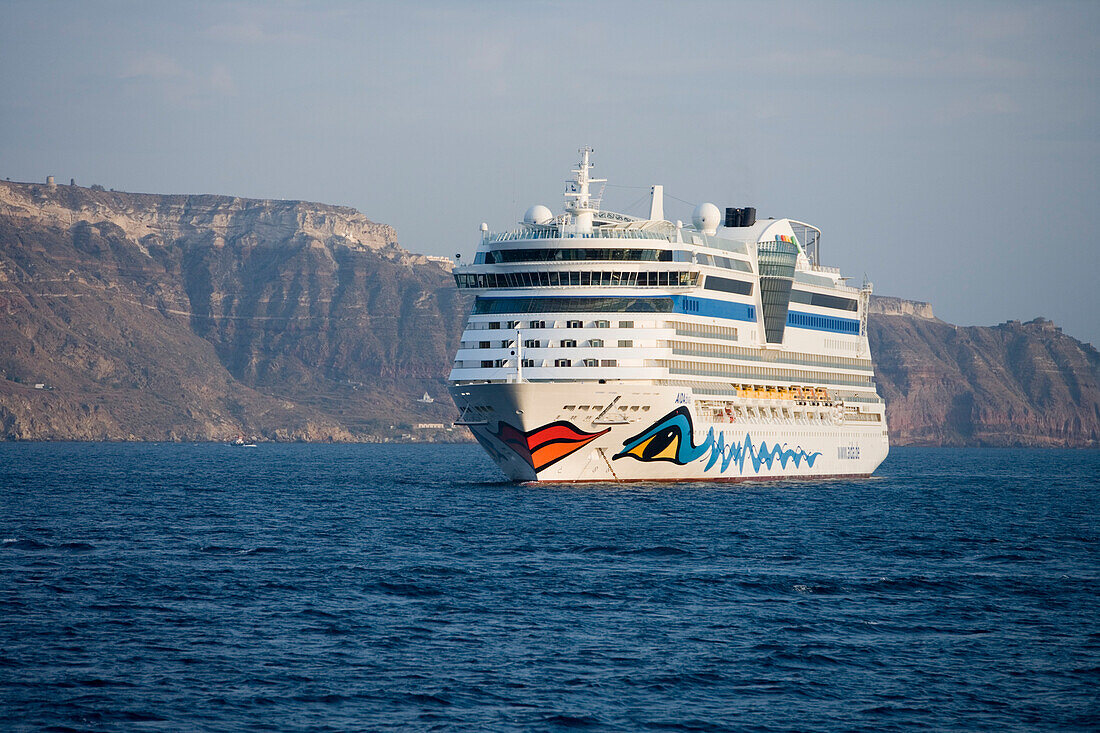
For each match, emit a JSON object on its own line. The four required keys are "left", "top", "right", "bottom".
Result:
{"left": 868, "top": 298, "right": 1100, "bottom": 447}
{"left": 0, "top": 180, "right": 469, "bottom": 441}
{"left": 867, "top": 295, "right": 936, "bottom": 320}
{"left": 1, "top": 179, "right": 1097, "bottom": 446}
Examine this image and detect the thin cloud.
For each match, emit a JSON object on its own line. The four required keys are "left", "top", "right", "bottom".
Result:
{"left": 119, "top": 54, "right": 237, "bottom": 107}
{"left": 202, "top": 21, "right": 311, "bottom": 45}
{"left": 954, "top": 6, "right": 1035, "bottom": 41}
{"left": 932, "top": 92, "right": 1019, "bottom": 124}
{"left": 209, "top": 65, "right": 237, "bottom": 96}
{"left": 120, "top": 53, "right": 188, "bottom": 81}
{"left": 746, "top": 47, "right": 1026, "bottom": 82}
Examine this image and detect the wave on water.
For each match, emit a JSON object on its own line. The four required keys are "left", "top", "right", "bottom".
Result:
{"left": 197, "top": 545, "right": 284, "bottom": 555}
{"left": 567, "top": 544, "right": 694, "bottom": 557}
{"left": 0, "top": 443, "right": 1097, "bottom": 731}
{"left": 238, "top": 546, "right": 283, "bottom": 555}
{"left": 1, "top": 539, "right": 94, "bottom": 551}
{"left": 366, "top": 581, "right": 444, "bottom": 598}
{"left": 3, "top": 539, "right": 50, "bottom": 550}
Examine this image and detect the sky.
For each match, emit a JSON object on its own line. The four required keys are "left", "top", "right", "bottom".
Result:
{"left": 2, "top": 0, "right": 1098, "bottom": 345}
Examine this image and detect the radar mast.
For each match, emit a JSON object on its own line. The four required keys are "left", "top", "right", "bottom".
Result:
{"left": 564, "top": 146, "right": 605, "bottom": 234}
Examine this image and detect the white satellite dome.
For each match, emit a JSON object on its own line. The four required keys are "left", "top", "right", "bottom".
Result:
{"left": 523, "top": 204, "right": 553, "bottom": 225}
{"left": 692, "top": 202, "right": 721, "bottom": 235}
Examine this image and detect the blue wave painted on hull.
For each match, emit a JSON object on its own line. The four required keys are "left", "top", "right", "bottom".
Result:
{"left": 613, "top": 407, "right": 822, "bottom": 475}
{"left": 702, "top": 431, "right": 822, "bottom": 473}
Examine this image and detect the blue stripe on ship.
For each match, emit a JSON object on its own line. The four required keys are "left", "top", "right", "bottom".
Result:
{"left": 671, "top": 296, "right": 756, "bottom": 321}
{"left": 786, "top": 310, "right": 860, "bottom": 334}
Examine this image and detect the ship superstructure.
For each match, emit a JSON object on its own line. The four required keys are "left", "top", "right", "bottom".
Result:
{"left": 448, "top": 148, "right": 888, "bottom": 482}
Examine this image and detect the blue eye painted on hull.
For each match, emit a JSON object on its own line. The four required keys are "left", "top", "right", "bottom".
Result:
{"left": 614, "top": 407, "right": 705, "bottom": 465}
{"left": 614, "top": 406, "right": 824, "bottom": 474}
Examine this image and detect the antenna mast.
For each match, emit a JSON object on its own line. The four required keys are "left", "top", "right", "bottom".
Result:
{"left": 564, "top": 146, "right": 605, "bottom": 234}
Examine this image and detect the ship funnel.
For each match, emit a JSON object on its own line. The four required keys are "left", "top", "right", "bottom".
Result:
{"left": 724, "top": 207, "right": 757, "bottom": 227}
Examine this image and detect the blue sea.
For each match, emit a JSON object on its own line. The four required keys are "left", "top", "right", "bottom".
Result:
{"left": 1, "top": 444, "right": 1097, "bottom": 731}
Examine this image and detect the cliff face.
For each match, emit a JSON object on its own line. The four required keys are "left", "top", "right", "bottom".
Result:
{"left": 0, "top": 180, "right": 469, "bottom": 441}
{"left": 868, "top": 298, "right": 1100, "bottom": 447}
{"left": 0, "top": 181, "right": 399, "bottom": 254}
{"left": 1, "top": 180, "right": 1097, "bottom": 446}
{"left": 868, "top": 295, "right": 936, "bottom": 320}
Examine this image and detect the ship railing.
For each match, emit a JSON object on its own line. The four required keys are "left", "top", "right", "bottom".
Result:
{"left": 842, "top": 412, "right": 883, "bottom": 422}
{"left": 668, "top": 346, "right": 875, "bottom": 373}
{"left": 682, "top": 231, "right": 751, "bottom": 256}
{"left": 485, "top": 228, "right": 673, "bottom": 243}
{"left": 484, "top": 228, "right": 760, "bottom": 260}
{"left": 659, "top": 362, "right": 876, "bottom": 388}
{"left": 841, "top": 394, "right": 884, "bottom": 404}
{"left": 673, "top": 327, "right": 742, "bottom": 342}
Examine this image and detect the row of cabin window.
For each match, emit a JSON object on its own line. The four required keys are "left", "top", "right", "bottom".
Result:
{"left": 478, "top": 359, "right": 619, "bottom": 368}
{"left": 473, "top": 296, "right": 673, "bottom": 315}
{"left": 468, "top": 338, "right": 633, "bottom": 347}
{"left": 789, "top": 289, "right": 859, "bottom": 312}
{"left": 484, "top": 320, "right": 634, "bottom": 329}
{"left": 659, "top": 359, "right": 875, "bottom": 387}
{"left": 474, "top": 339, "right": 634, "bottom": 348}
{"left": 480, "top": 247, "right": 669, "bottom": 263}
{"left": 455, "top": 271, "right": 698, "bottom": 288}
{"left": 475, "top": 248, "right": 753, "bottom": 272}
{"left": 787, "top": 312, "right": 861, "bottom": 334}
{"left": 664, "top": 340, "right": 873, "bottom": 370}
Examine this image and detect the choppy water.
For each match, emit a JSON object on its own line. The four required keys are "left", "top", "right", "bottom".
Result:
{"left": 1, "top": 444, "right": 1097, "bottom": 731}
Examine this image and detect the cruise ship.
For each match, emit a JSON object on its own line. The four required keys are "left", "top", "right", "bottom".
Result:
{"left": 448, "top": 148, "right": 889, "bottom": 482}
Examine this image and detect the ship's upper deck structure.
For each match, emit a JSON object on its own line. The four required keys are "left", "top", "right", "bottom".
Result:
{"left": 449, "top": 148, "right": 877, "bottom": 406}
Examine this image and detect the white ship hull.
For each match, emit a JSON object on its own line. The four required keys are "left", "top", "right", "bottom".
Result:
{"left": 451, "top": 383, "right": 889, "bottom": 483}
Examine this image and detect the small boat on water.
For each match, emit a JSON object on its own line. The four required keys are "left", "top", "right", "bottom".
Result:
{"left": 231, "top": 434, "right": 258, "bottom": 447}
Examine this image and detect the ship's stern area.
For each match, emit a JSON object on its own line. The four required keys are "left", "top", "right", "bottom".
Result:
{"left": 450, "top": 382, "right": 887, "bottom": 483}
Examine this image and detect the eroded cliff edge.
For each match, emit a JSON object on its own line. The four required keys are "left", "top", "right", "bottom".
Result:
{"left": 1, "top": 179, "right": 1097, "bottom": 445}
{"left": 868, "top": 298, "right": 1099, "bottom": 447}
{"left": 0, "top": 180, "right": 469, "bottom": 441}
